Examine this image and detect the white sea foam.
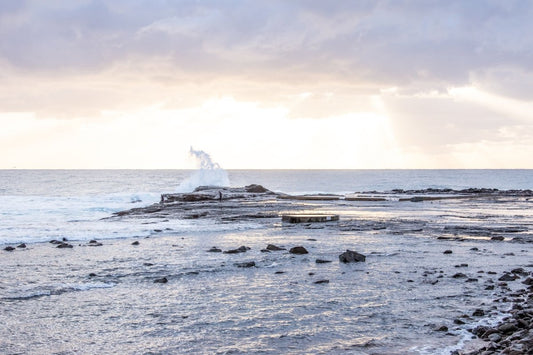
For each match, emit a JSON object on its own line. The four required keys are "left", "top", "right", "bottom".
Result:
{"left": 176, "top": 147, "right": 230, "bottom": 192}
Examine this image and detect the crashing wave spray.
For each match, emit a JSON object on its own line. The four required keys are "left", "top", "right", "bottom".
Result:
{"left": 176, "top": 147, "right": 230, "bottom": 192}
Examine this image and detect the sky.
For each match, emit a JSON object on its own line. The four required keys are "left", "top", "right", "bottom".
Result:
{"left": 1, "top": 0, "right": 533, "bottom": 169}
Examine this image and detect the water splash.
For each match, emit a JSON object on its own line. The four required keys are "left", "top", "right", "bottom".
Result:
{"left": 177, "top": 147, "right": 230, "bottom": 192}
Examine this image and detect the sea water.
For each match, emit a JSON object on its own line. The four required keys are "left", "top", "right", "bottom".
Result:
{"left": 1, "top": 169, "right": 532, "bottom": 244}
{"left": 1, "top": 169, "right": 532, "bottom": 354}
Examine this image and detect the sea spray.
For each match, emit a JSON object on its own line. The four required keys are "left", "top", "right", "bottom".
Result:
{"left": 177, "top": 147, "right": 230, "bottom": 192}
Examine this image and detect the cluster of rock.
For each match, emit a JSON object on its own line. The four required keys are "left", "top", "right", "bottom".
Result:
{"left": 453, "top": 269, "right": 533, "bottom": 355}
{"left": 379, "top": 188, "right": 533, "bottom": 196}
{"left": 3, "top": 243, "right": 26, "bottom": 251}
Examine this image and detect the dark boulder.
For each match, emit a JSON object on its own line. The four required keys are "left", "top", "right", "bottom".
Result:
{"left": 443, "top": 250, "right": 453, "bottom": 254}
{"left": 339, "top": 250, "right": 366, "bottom": 263}
{"left": 289, "top": 246, "right": 309, "bottom": 255}
{"left": 207, "top": 247, "right": 222, "bottom": 253}
{"left": 57, "top": 243, "right": 73, "bottom": 249}
{"left": 266, "top": 244, "right": 286, "bottom": 251}
{"left": 452, "top": 273, "right": 467, "bottom": 278}
{"left": 491, "top": 236, "right": 505, "bottom": 241}
{"left": 17, "top": 243, "right": 26, "bottom": 249}
{"left": 131, "top": 241, "right": 140, "bottom": 245}
{"left": 88, "top": 240, "right": 103, "bottom": 247}
{"left": 472, "top": 309, "right": 485, "bottom": 317}
{"left": 4, "top": 246, "right": 15, "bottom": 251}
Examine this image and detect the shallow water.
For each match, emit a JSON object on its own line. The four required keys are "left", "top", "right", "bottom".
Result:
{"left": 2, "top": 189, "right": 532, "bottom": 354}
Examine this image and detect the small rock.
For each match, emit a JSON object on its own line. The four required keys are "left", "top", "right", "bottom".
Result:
{"left": 498, "top": 322, "right": 518, "bottom": 334}
{"left": 452, "top": 273, "right": 467, "bottom": 279}
{"left": 132, "top": 241, "right": 140, "bottom": 245}
{"left": 314, "top": 279, "right": 329, "bottom": 284}
{"left": 499, "top": 273, "right": 518, "bottom": 282}
{"left": 235, "top": 261, "right": 256, "bottom": 268}
{"left": 49, "top": 239, "right": 62, "bottom": 244}
{"left": 485, "top": 285, "right": 495, "bottom": 290}
{"left": 470, "top": 247, "right": 479, "bottom": 251}
{"left": 266, "top": 244, "right": 286, "bottom": 251}
{"left": 4, "top": 246, "right": 15, "bottom": 251}
{"left": 224, "top": 246, "right": 250, "bottom": 254}
{"left": 491, "top": 236, "right": 504, "bottom": 241}
{"left": 455, "top": 263, "right": 469, "bottom": 268}
{"left": 154, "top": 277, "right": 168, "bottom": 283}
{"left": 473, "top": 309, "right": 485, "bottom": 317}
{"left": 88, "top": 273, "right": 97, "bottom": 277}
{"left": 339, "top": 250, "right": 366, "bottom": 263}
{"left": 454, "top": 319, "right": 465, "bottom": 325}
{"left": 153, "top": 229, "right": 163, "bottom": 233}
{"left": 57, "top": 243, "right": 73, "bottom": 248}
{"left": 466, "top": 278, "right": 479, "bottom": 282}
{"left": 521, "top": 277, "right": 533, "bottom": 285}
{"left": 435, "top": 325, "right": 448, "bottom": 332}
{"left": 260, "top": 249, "right": 271, "bottom": 253}
{"left": 443, "top": 250, "right": 453, "bottom": 254}
{"left": 17, "top": 243, "right": 26, "bottom": 249}
{"left": 315, "top": 259, "right": 332, "bottom": 264}
{"left": 289, "top": 246, "right": 308, "bottom": 255}
{"left": 207, "top": 247, "right": 222, "bottom": 253}
{"left": 274, "top": 271, "right": 285, "bottom": 274}
{"left": 143, "top": 263, "right": 154, "bottom": 266}
{"left": 88, "top": 241, "right": 103, "bottom": 246}
{"left": 487, "top": 333, "right": 501, "bottom": 342}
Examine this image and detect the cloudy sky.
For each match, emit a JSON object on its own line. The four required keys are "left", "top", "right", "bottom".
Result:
{"left": 1, "top": 0, "right": 532, "bottom": 169}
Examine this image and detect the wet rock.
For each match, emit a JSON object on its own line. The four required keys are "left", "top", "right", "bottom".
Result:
{"left": 521, "top": 277, "right": 533, "bottom": 285}
{"left": 260, "top": 249, "right": 271, "bottom": 253}
{"left": 266, "top": 244, "right": 286, "bottom": 251}
{"left": 470, "top": 247, "right": 479, "bottom": 251}
{"left": 499, "top": 273, "right": 519, "bottom": 282}
{"left": 443, "top": 250, "right": 453, "bottom": 254}
{"left": 224, "top": 246, "right": 250, "bottom": 254}
{"left": 88, "top": 240, "right": 103, "bottom": 247}
{"left": 289, "top": 246, "right": 309, "bottom": 255}
{"left": 455, "top": 263, "right": 469, "bottom": 268}
{"left": 434, "top": 325, "right": 448, "bottom": 332}
{"left": 143, "top": 263, "right": 154, "bottom": 266}
{"left": 49, "top": 239, "right": 63, "bottom": 244}
{"left": 57, "top": 243, "right": 73, "bottom": 248}
{"left": 488, "top": 333, "right": 502, "bottom": 342}
{"left": 473, "top": 309, "right": 485, "bottom": 317}
{"left": 131, "top": 241, "right": 140, "bottom": 245}
{"left": 491, "top": 236, "right": 505, "bottom": 241}
{"left": 315, "top": 259, "right": 332, "bottom": 264}
{"left": 466, "top": 278, "right": 479, "bottom": 282}
{"left": 235, "top": 261, "right": 256, "bottom": 268}
{"left": 314, "top": 279, "right": 330, "bottom": 284}
{"left": 511, "top": 268, "right": 528, "bottom": 276}
{"left": 274, "top": 271, "right": 285, "bottom": 274}
{"left": 452, "top": 273, "right": 467, "bottom": 279}
{"left": 498, "top": 323, "right": 518, "bottom": 334}
{"left": 17, "top": 243, "right": 26, "bottom": 249}
{"left": 88, "top": 273, "right": 97, "bottom": 277}
{"left": 207, "top": 247, "right": 222, "bottom": 253}
{"left": 4, "top": 246, "right": 15, "bottom": 251}
{"left": 154, "top": 277, "right": 168, "bottom": 283}
{"left": 339, "top": 250, "right": 366, "bottom": 263}
{"left": 245, "top": 184, "right": 270, "bottom": 193}
{"left": 485, "top": 285, "right": 495, "bottom": 290}
{"left": 454, "top": 319, "right": 466, "bottom": 325}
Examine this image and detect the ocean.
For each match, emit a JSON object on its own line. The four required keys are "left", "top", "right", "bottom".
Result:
{"left": 1, "top": 169, "right": 532, "bottom": 354}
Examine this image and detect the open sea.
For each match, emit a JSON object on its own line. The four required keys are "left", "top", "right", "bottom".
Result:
{"left": 1, "top": 169, "right": 532, "bottom": 354}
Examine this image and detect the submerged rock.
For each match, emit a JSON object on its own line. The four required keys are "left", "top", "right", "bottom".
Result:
{"left": 266, "top": 244, "right": 286, "bottom": 251}
{"left": 314, "top": 279, "right": 330, "bottom": 284}
{"left": 224, "top": 246, "right": 250, "bottom": 254}
{"left": 316, "top": 259, "right": 332, "bottom": 264}
{"left": 289, "top": 246, "right": 309, "bottom": 255}
{"left": 57, "top": 243, "right": 73, "bottom": 249}
{"left": 154, "top": 277, "right": 168, "bottom": 284}
{"left": 339, "top": 250, "right": 366, "bottom": 263}
{"left": 235, "top": 261, "right": 256, "bottom": 268}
